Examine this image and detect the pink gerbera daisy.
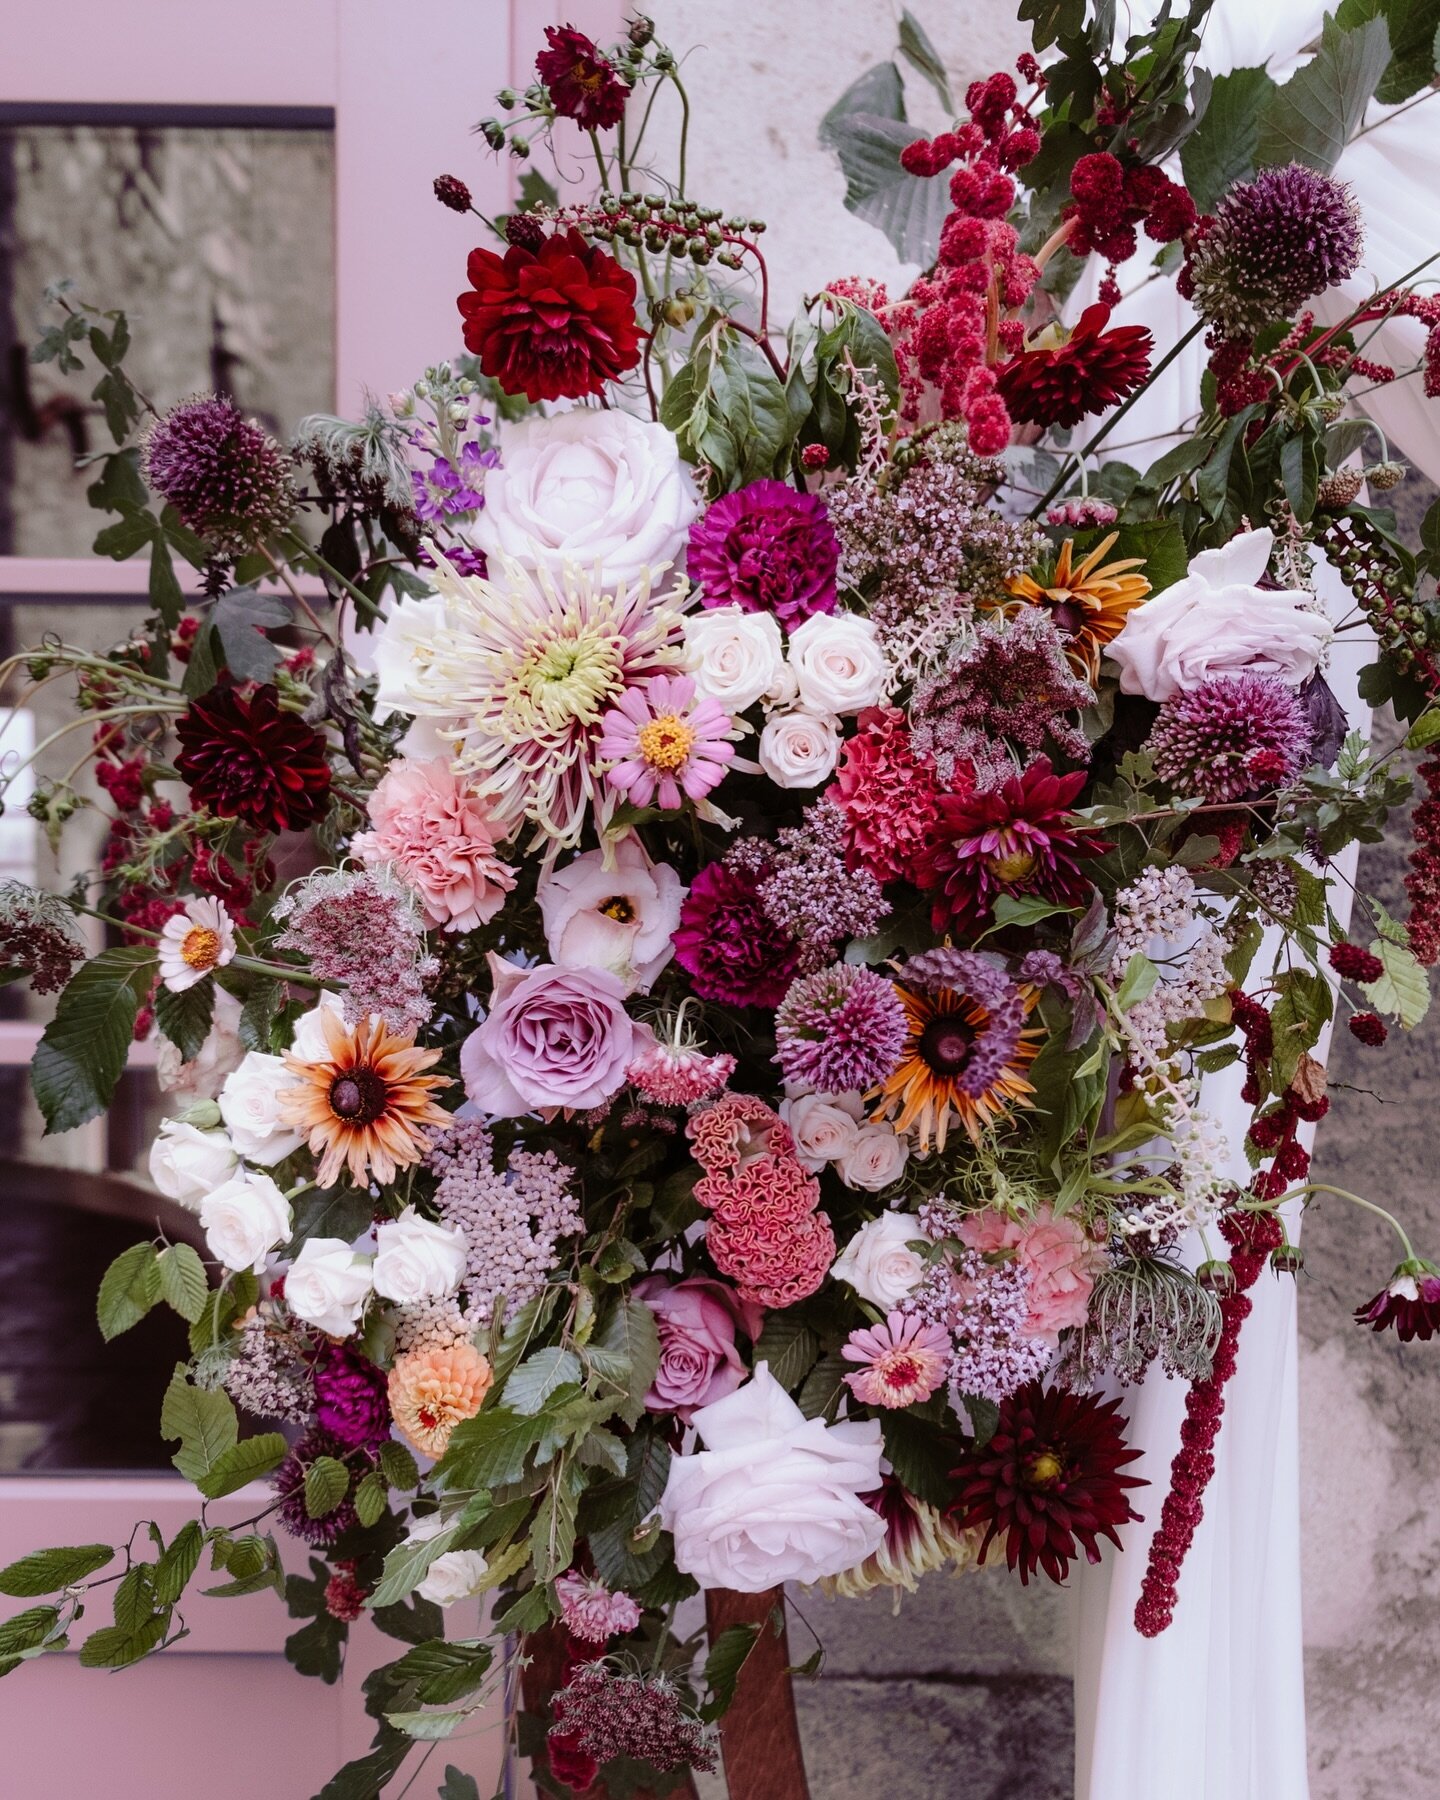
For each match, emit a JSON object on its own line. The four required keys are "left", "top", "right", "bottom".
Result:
{"left": 842, "top": 1311, "right": 951, "bottom": 1409}
{"left": 598, "top": 674, "right": 734, "bottom": 811}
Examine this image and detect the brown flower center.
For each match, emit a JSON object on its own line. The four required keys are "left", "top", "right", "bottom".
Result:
{"left": 637, "top": 712, "right": 696, "bottom": 772}
{"left": 328, "top": 1066, "right": 389, "bottom": 1126}
{"left": 181, "top": 925, "right": 221, "bottom": 970}
{"left": 919, "top": 1015, "right": 976, "bottom": 1077}
{"left": 599, "top": 895, "right": 637, "bottom": 923}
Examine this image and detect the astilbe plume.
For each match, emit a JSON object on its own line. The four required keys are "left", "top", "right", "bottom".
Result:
{"left": 1146, "top": 673, "right": 1312, "bottom": 802}
{"left": 775, "top": 963, "right": 909, "bottom": 1094}
{"left": 275, "top": 867, "right": 438, "bottom": 1035}
{"left": 143, "top": 394, "right": 294, "bottom": 549}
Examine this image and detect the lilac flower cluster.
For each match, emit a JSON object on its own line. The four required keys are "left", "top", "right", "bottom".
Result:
{"left": 220, "top": 1313, "right": 315, "bottom": 1423}
{"left": 775, "top": 963, "right": 909, "bottom": 1094}
{"left": 753, "top": 799, "right": 889, "bottom": 971}
{"left": 903, "top": 1243, "right": 1050, "bottom": 1404}
{"left": 275, "top": 867, "right": 439, "bottom": 1036}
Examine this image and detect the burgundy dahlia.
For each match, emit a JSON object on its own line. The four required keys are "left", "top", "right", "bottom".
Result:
{"left": 457, "top": 229, "right": 642, "bottom": 403}
{"left": 915, "top": 757, "right": 1103, "bottom": 935}
{"left": 174, "top": 684, "right": 332, "bottom": 833}
{"left": 950, "top": 1381, "right": 1145, "bottom": 1585}
{"left": 1355, "top": 1265, "right": 1440, "bottom": 1341}
{"left": 142, "top": 394, "right": 294, "bottom": 550}
{"left": 1146, "top": 672, "right": 1312, "bottom": 804}
{"left": 687, "top": 480, "right": 840, "bottom": 628}
{"left": 312, "top": 1343, "right": 391, "bottom": 1451}
{"left": 535, "top": 24, "right": 632, "bottom": 131}
{"left": 672, "top": 859, "right": 800, "bottom": 1008}
{"left": 995, "top": 304, "right": 1154, "bottom": 430}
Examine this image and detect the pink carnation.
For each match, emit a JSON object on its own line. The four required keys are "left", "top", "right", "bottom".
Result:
{"left": 555, "top": 1573, "right": 643, "bottom": 1644}
{"left": 627, "top": 1038, "right": 735, "bottom": 1107}
{"left": 633, "top": 1274, "right": 762, "bottom": 1418}
{"left": 352, "top": 758, "right": 515, "bottom": 932}
{"left": 833, "top": 707, "right": 944, "bottom": 884}
{"left": 960, "top": 1205, "right": 1103, "bottom": 1343}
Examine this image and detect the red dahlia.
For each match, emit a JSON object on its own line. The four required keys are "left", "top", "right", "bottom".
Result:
{"left": 535, "top": 24, "right": 631, "bottom": 130}
{"left": 915, "top": 756, "right": 1104, "bottom": 935}
{"left": 995, "top": 303, "right": 1154, "bottom": 429}
{"left": 174, "top": 684, "right": 331, "bottom": 833}
{"left": 457, "top": 228, "right": 642, "bottom": 403}
{"left": 950, "top": 1382, "right": 1145, "bottom": 1585}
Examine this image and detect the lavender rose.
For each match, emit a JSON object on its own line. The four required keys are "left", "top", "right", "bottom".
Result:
{"left": 634, "top": 1275, "right": 763, "bottom": 1420}
{"left": 461, "top": 952, "right": 642, "bottom": 1117}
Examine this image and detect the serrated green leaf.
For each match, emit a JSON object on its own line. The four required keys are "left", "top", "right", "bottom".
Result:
{"left": 700, "top": 1623, "right": 760, "bottom": 1722}
{"left": 285, "top": 1612, "right": 347, "bottom": 1685}
{"left": 438, "top": 1768, "right": 481, "bottom": 1800}
{"left": 1256, "top": 14, "right": 1391, "bottom": 173}
{"left": 197, "top": 1432, "right": 289, "bottom": 1500}
{"left": 753, "top": 1314, "right": 819, "bottom": 1393}
{"left": 213, "top": 584, "right": 291, "bottom": 682}
{"left": 897, "top": 9, "right": 953, "bottom": 109}
{"left": 153, "top": 1521, "right": 204, "bottom": 1605}
{"left": 0, "top": 1605, "right": 61, "bottom": 1660}
{"left": 112, "top": 1564, "right": 159, "bottom": 1634}
{"left": 188, "top": 1269, "right": 258, "bottom": 1355}
{"left": 97, "top": 1241, "right": 161, "bottom": 1341}
{"left": 312, "top": 1732, "right": 412, "bottom": 1799}
{"left": 0, "top": 1543, "right": 113, "bottom": 1597}
{"left": 432, "top": 1407, "right": 547, "bottom": 1494}
{"left": 488, "top": 1288, "right": 560, "bottom": 1387}
{"left": 1115, "top": 953, "right": 1159, "bottom": 1011}
{"left": 389, "top": 1638, "right": 494, "bottom": 1707}
{"left": 1361, "top": 935, "right": 1432, "bottom": 1028}
{"left": 304, "top": 1456, "right": 351, "bottom": 1519}
{"left": 368, "top": 1496, "right": 491, "bottom": 1609}
{"left": 1405, "top": 709, "right": 1440, "bottom": 750}
{"left": 504, "top": 1347, "right": 582, "bottom": 1416}
{"left": 386, "top": 1706, "right": 469, "bottom": 1741}
{"left": 156, "top": 1243, "right": 208, "bottom": 1324}
{"left": 586, "top": 1299, "right": 661, "bottom": 1428}
{"left": 1179, "top": 65, "right": 1274, "bottom": 210}
{"left": 79, "top": 1609, "right": 172, "bottom": 1669}
{"left": 32, "top": 946, "right": 156, "bottom": 1134}
{"left": 372, "top": 1595, "right": 445, "bottom": 1645}
{"left": 379, "top": 1441, "right": 420, "bottom": 1491}
{"left": 354, "top": 1469, "right": 388, "bottom": 1528}
{"left": 160, "top": 1366, "right": 238, "bottom": 1486}
{"left": 154, "top": 978, "right": 216, "bottom": 1064}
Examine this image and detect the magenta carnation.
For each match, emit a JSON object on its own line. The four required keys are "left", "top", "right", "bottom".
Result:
{"left": 673, "top": 860, "right": 800, "bottom": 1008}
{"left": 1146, "top": 672, "right": 1312, "bottom": 803}
{"left": 687, "top": 479, "right": 840, "bottom": 629}
{"left": 775, "top": 964, "right": 908, "bottom": 1094}
{"left": 312, "top": 1343, "right": 391, "bottom": 1451}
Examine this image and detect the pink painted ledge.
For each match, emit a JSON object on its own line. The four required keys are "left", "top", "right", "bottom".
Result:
{"left": 0, "top": 555, "right": 326, "bottom": 601}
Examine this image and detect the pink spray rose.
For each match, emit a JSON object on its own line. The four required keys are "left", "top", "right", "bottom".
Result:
{"left": 634, "top": 1274, "right": 763, "bottom": 1420}
{"left": 460, "top": 952, "right": 644, "bottom": 1118}
{"left": 960, "top": 1204, "right": 1103, "bottom": 1343}
{"left": 351, "top": 757, "right": 516, "bottom": 932}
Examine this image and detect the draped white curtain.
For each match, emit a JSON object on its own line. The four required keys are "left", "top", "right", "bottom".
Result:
{"left": 1067, "top": 7, "right": 1440, "bottom": 1795}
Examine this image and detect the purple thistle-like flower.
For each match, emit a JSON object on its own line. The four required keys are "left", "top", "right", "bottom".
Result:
{"left": 1185, "top": 163, "right": 1363, "bottom": 338}
{"left": 274, "top": 1427, "right": 365, "bottom": 1547}
{"left": 900, "top": 948, "right": 1028, "bottom": 1099}
{"left": 688, "top": 479, "right": 840, "bottom": 629}
{"left": 1146, "top": 672, "right": 1312, "bottom": 803}
{"left": 143, "top": 394, "right": 294, "bottom": 550}
{"left": 775, "top": 964, "right": 909, "bottom": 1094}
{"left": 312, "top": 1343, "right": 391, "bottom": 1451}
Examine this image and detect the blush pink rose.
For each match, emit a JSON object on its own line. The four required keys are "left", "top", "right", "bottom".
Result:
{"left": 633, "top": 1275, "right": 763, "bottom": 1420}
{"left": 960, "top": 1204, "right": 1102, "bottom": 1343}
{"left": 351, "top": 758, "right": 516, "bottom": 932}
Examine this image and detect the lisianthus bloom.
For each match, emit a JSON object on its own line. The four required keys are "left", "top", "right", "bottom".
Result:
{"left": 555, "top": 1573, "right": 643, "bottom": 1644}
{"left": 157, "top": 895, "right": 236, "bottom": 992}
{"left": 1354, "top": 1262, "right": 1440, "bottom": 1342}
{"left": 950, "top": 1381, "right": 1145, "bottom": 1585}
{"left": 457, "top": 229, "right": 642, "bottom": 403}
{"left": 174, "top": 684, "right": 332, "bottom": 833}
{"left": 1004, "top": 534, "right": 1151, "bottom": 683}
{"left": 842, "top": 1312, "right": 950, "bottom": 1408}
{"left": 597, "top": 673, "right": 734, "bottom": 811}
{"left": 535, "top": 24, "right": 631, "bottom": 130}
{"left": 672, "top": 860, "right": 800, "bottom": 1009}
{"left": 995, "top": 304, "right": 1153, "bottom": 429}
{"left": 537, "top": 836, "right": 684, "bottom": 993}
{"left": 916, "top": 757, "right": 1103, "bottom": 936}
{"left": 351, "top": 757, "right": 516, "bottom": 932}
{"left": 687, "top": 479, "right": 840, "bottom": 629}
{"left": 387, "top": 1341, "right": 493, "bottom": 1458}
{"left": 278, "top": 1009, "right": 451, "bottom": 1188}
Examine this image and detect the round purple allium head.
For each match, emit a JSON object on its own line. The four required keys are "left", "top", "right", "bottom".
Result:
{"left": 688, "top": 479, "right": 839, "bottom": 629}
{"left": 1147, "top": 672, "right": 1312, "bottom": 803}
{"left": 1185, "top": 163, "right": 1363, "bottom": 338}
{"left": 312, "top": 1343, "right": 391, "bottom": 1451}
{"left": 900, "top": 948, "right": 1028, "bottom": 1100}
{"left": 776, "top": 963, "right": 908, "bottom": 1094}
{"left": 274, "top": 1427, "right": 362, "bottom": 1548}
{"left": 673, "top": 859, "right": 800, "bottom": 1008}
{"left": 143, "top": 394, "right": 294, "bottom": 549}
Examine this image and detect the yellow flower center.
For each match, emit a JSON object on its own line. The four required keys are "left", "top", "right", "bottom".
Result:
{"left": 599, "top": 895, "right": 637, "bottom": 923}
{"left": 988, "top": 847, "right": 1037, "bottom": 884}
{"left": 1024, "top": 1449, "right": 1065, "bottom": 1489}
{"left": 181, "top": 925, "right": 221, "bottom": 970}
{"left": 636, "top": 712, "right": 696, "bottom": 772}
{"left": 502, "top": 628, "right": 623, "bottom": 737}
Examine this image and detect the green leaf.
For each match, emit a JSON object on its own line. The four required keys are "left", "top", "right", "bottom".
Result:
{"left": 372, "top": 1595, "right": 446, "bottom": 1646}
{"left": 1405, "top": 709, "right": 1440, "bottom": 750}
{"left": 879, "top": 1412, "right": 955, "bottom": 1509}
{"left": 819, "top": 104, "right": 948, "bottom": 267}
{"left": 1115, "top": 953, "right": 1159, "bottom": 1011}
{"left": 0, "top": 1543, "right": 113, "bottom": 1597}
{"left": 1179, "top": 66, "right": 1274, "bottom": 210}
{"left": 437, "top": 1769, "right": 481, "bottom": 1800}
{"left": 32, "top": 946, "right": 156, "bottom": 1134}
{"left": 155, "top": 1243, "right": 208, "bottom": 1324}
{"left": 198, "top": 1432, "right": 289, "bottom": 1500}
{"left": 1361, "top": 935, "right": 1432, "bottom": 1027}
{"left": 386, "top": 1706, "right": 470, "bottom": 1741}
{"left": 312, "top": 1732, "right": 412, "bottom": 1799}
{"left": 753, "top": 1314, "right": 819, "bottom": 1393}
{"left": 504, "top": 1347, "right": 583, "bottom": 1416}
{"left": 97, "top": 1242, "right": 161, "bottom": 1341}
{"left": 305, "top": 1456, "right": 351, "bottom": 1519}
{"left": 154, "top": 978, "right": 216, "bottom": 1064}
{"left": 78, "top": 1611, "right": 170, "bottom": 1669}
{"left": 285, "top": 1187, "right": 379, "bottom": 1257}
{"left": 433, "top": 1406, "right": 547, "bottom": 1492}
{"left": 153, "top": 1521, "right": 205, "bottom": 1606}
{"left": 92, "top": 506, "right": 157, "bottom": 562}
{"left": 586, "top": 1298, "right": 661, "bottom": 1428}
{"left": 213, "top": 584, "right": 292, "bottom": 682}
{"left": 1338, "top": 0, "right": 1440, "bottom": 101}
{"left": 188, "top": 1270, "right": 258, "bottom": 1356}
{"left": 354, "top": 1470, "right": 388, "bottom": 1528}
{"left": 148, "top": 533, "right": 184, "bottom": 628}
{"left": 796, "top": 1352, "right": 847, "bottom": 1421}
{"left": 0, "top": 1604, "right": 62, "bottom": 1663}
{"left": 180, "top": 621, "right": 221, "bottom": 698}
{"left": 368, "top": 1496, "right": 491, "bottom": 1609}
{"left": 1256, "top": 14, "right": 1391, "bottom": 173}
{"left": 962, "top": 1393, "right": 1000, "bottom": 1448}
{"left": 988, "top": 893, "right": 1079, "bottom": 931}
{"left": 532, "top": 1470, "right": 581, "bottom": 1581}
{"left": 285, "top": 1613, "right": 348, "bottom": 1685}
{"left": 390, "top": 1639, "right": 495, "bottom": 1706}
{"left": 1270, "top": 968, "right": 1334, "bottom": 1089}
{"left": 112, "top": 1564, "right": 159, "bottom": 1634}
{"left": 896, "top": 9, "right": 953, "bottom": 110}
{"left": 700, "top": 1623, "right": 761, "bottom": 1722}
{"left": 379, "top": 1442, "right": 421, "bottom": 1491}
{"left": 160, "top": 1367, "right": 238, "bottom": 1487}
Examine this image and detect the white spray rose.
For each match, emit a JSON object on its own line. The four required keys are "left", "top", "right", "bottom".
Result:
{"left": 830, "top": 1210, "right": 927, "bottom": 1307}
{"left": 787, "top": 612, "right": 889, "bottom": 716}
{"left": 782, "top": 1092, "right": 862, "bottom": 1172}
{"left": 288, "top": 991, "right": 349, "bottom": 1063}
{"left": 285, "top": 1238, "right": 374, "bottom": 1337}
{"left": 683, "top": 606, "right": 787, "bottom": 713}
{"left": 758, "top": 710, "right": 841, "bottom": 789}
{"left": 198, "top": 1171, "right": 292, "bottom": 1273}
{"left": 373, "top": 1207, "right": 468, "bottom": 1304}
{"left": 368, "top": 593, "right": 451, "bottom": 721}
{"left": 149, "top": 1119, "right": 239, "bottom": 1211}
{"left": 837, "top": 1124, "right": 909, "bottom": 1193}
{"left": 156, "top": 987, "right": 245, "bottom": 1102}
{"left": 219, "top": 1052, "right": 306, "bottom": 1166}
{"left": 403, "top": 1515, "right": 491, "bottom": 1606}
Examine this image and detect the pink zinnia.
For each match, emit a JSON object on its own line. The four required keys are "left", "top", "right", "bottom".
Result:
{"left": 598, "top": 674, "right": 734, "bottom": 811}
{"left": 555, "top": 1573, "right": 643, "bottom": 1644}
{"left": 843, "top": 1312, "right": 951, "bottom": 1408}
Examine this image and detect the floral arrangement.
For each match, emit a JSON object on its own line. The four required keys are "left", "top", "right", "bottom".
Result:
{"left": 5, "top": 5, "right": 1440, "bottom": 1796}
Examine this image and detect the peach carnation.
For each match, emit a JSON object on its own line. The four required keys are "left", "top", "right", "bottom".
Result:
{"left": 387, "top": 1340, "right": 494, "bottom": 1457}
{"left": 960, "top": 1205, "right": 1104, "bottom": 1343}
{"left": 352, "top": 757, "right": 516, "bottom": 932}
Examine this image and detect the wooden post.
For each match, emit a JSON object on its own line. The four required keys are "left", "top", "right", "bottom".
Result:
{"left": 704, "top": 1588, "right": 811, "bottom": 1800}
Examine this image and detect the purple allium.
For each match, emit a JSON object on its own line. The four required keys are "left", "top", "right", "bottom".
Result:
{"left": 1146, "top": 672, "right": 1312, "bottom": 803}
{"left": 900, "top": 948, "right": 1028, "bottom": 1100}
{"left": 312, "top": 1343, "right": 391, "bottom": 1450}
{"left": 274, "top": 1427, "right": 364, "bottom": 1547}
{"left": 1185, "top": 163, "right": 1363, "bottom": 338}
{"left": 142, "top": 394, "right": 294, "bottom": 550}
{"left": 687, "top": 478, "right": 839, "bottom": 629}
{"left": 673, "top": 858, "right": 801, "bottom": 1008}
{"left": 775, "top": 964, "right": 908, "bottom": 1093}
{"left": 757, "top": 797, "right": 890, "bottom": 971}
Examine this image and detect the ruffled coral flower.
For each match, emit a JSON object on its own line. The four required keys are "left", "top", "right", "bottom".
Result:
{"left": 995, "top": 304, "right": 1153, "bottom": 430}
{"left": 950, "top": 1381, "right": 1145, "bottom": 1585}
{"left": 1004, "top": 534, "right": 1152, "bottom": 682}
{"left": 843, "top": 1311, "right": 951, "bottom": 1408}
{"left": 597, "top": 673, "right": 734, "bottom": 810}
{"left": 279, "top": 1009, "right": 451, "bottom": 1188}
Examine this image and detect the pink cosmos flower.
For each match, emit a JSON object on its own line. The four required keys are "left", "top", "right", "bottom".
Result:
{"left": 597, "top": 673, "right": 734, "bottom": 810}
{"left": 842, "top": 1311, "right": 951, "bottom": 1408}
{"left": 960, "top": 1204, "right": 1103, "bottom": 1343}
{"left": 351, "top": 757, "right": 516, "bottom": 932}
{"left": 555, "top": 1572, "right": 643, "bottom": 1644}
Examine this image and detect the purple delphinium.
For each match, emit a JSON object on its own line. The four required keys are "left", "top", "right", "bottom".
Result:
{"left": 143, "top": 394, "right": 294, "bottom": 549}
{"left": 312, "top": 1343, "right": 391, "bottom": 1450}
{"left": 687, "top": 479, "right": 840, "bottom": 628}
{"left": 411, "top": 440, "right": 496, "bottom": 520}
{"left": 775, "top": 963, "right": 909, "bottom": 1094}
{"left": 1146, "top": 672, "right": 1312, "bottom": 803}
{"left": 672, "top": 858, "right": 800, "bottom": 1008}
{"left": 900, "top": 948, "right": 1028, "bottom": 1100}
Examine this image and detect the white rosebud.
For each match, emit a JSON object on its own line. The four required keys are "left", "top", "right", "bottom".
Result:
{"left": 758, "top": 710, "right": 840, "bottom": 789}
{"left": 219, "top": 1052, "right": 306, "bottom": 1166}
{"left": 373, "top": 1207, "right": 469, "bottom": 1304}
{"left": 787, "top": 612, "right": 889, "bottom": 716}
{"left": 781, "top": 1092, "right": 861, "bottom": 1172}
{"left": 198, "top": 1171, "right": 292, "bottom": 1273}
{"left": 149, "top": 1119, "right": 239, "bottom": 1211}
{"left": 830, "top": 1211, "right": 927, "bottom": 1307}
{"left": 416, "top": 1549, "right": 491, "bottom": 1606}
{"left": 284, "top": 1238, "right": 374, "bottom": 1338}
{"left": 683, "top": 606, "right": 786, "bottom": 713}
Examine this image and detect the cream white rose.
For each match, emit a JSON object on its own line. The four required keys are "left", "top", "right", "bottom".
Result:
{"left": 289, "top": 991, "right": 349, "bottom": 1063}
{"left": 658, "top": 1364, "right": 885, "bottom": 1590}
{"left": 373, "top": 1207, "right": 468, "bottom": 1304}
{"left": 782, "top": 1092, "right": 861, "bottom": 1172}
{"left": 284, "top": 1238, "right": 373, "bottom": 1337}
{"left": 149, "top": 1119, "right": 239, "bottom": 1211}
{"left": 683, "top": 606, "right": 786, "bottom": 713}
{"left": 830, "top": 1210, "right": 927, "bottom": 1306}
{"left": 474, "top": 410, "right": 699, "bottom": 587}
{"left": 758, "top": 710, "right": 840, "bottom": 789}
{"left": 837, "top": 1124, "right": 909, "bottom": 1193}
{"left": 787, "top": 612, "right": 889, "bottom": 716}
{"left": 198, "top": 1170, "right": 292, "bottom": 1273}
{"left": 156, "top": 988, "right": 245, "bottom": 1102}
{"left": 219, "top": 1052, "right": 306, "bottom": 1166}
{"left": 367, "top": 592, "right": 451, "bottom": 721}
{"left": 1107, "top": 528, "right": 1331, "bottom": 702}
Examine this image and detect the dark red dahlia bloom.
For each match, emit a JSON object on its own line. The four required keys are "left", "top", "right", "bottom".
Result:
{"left": 546, "top": 1729, "right": 599, "bottom": 1793}
{"left": 951, "top": 1382, "right": 1145, "bottom": 1585}
{"left": 457, "top": 229, "right": 641, "bottom": 403}
{"left": 1355, "top": 1266, "right": 1440, "bottom": 1341}
{"left": 536, "top": 24, "right": 631, "bottom": 131}
{"left": 673, "top": 860, "right": 800, "bottom": 1008}
{"left": 915, "top": 756, "right": 1104, "bottom": 935}
{"left": 174, "top": 684, "right": 331, "bottom": 833}
{"left": 688, "top": 479, "right": 839, "bottom": 629}
{"left": 995, "top": 303, "right": 1153, "bottom": 429}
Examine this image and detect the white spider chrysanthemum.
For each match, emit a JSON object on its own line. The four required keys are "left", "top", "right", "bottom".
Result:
{"left": 403, "top": 551, "right": 691, "bottom": 854}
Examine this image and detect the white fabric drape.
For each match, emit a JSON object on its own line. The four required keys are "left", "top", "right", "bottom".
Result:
{"left": 1064, "top": 7, "right": 1440, "bottom": 1794}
